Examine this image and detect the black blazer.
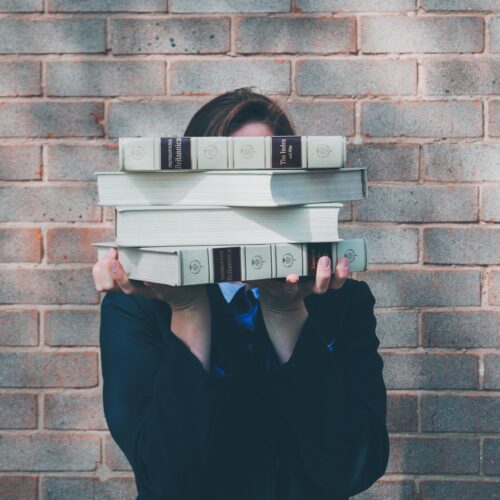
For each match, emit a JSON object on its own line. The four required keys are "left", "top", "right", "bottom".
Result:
{"left": 100, "top": 278, "right": 389, "bottom": 500}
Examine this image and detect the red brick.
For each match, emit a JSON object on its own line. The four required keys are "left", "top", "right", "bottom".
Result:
{"left": 0, "top": 186, "right": 100, "bottom": 222}
{"left": 46, "top": 226, "right": 114, "bottom": 263}
{"left": 43, "top": 476, "right": 137, "bottom": 499}
{"left": 488, "top": 100, "right": 500, "bottom": 136}
{"left": 0, "top": 476, "right": 38, "bottom": 500}
{"left": 236, "top": 17, "right": 356, "bottom": 54}
{"left": 0, "top": 268, "right": 99, "bottom": 305}
{"left": 0, "top": 310, "right": 38, "bottom": 346}
{"left": 420, "top": 481, "right": 500, "bottom": 499}
{"left": 488, "top": 271, "right": 500, "bottom": 306}
{"left": 0, "top": 145, "right": 42, "bottom": 180}
{"left": 104, "top": 435, "right": 132, "bottom": 471}
{"left": 0, "top": 433, "right": 100, "bottom": 471}
{"left": 0, "top": 61, "right": 40, "bottom": 96}
{"left": 361, "top": 16, "right": 484, "bottom": 53}
{"left": 47, "top": 143, "right": 117, "bottom": 181}
{"left": 383, "top": 352, "right": 479, "bottom": 389}
{"left": 0, "top": 352, "right": 98, "bottom": 388}
{"left": 482, "top": 186, "right": 500, "bottom": 222}
{"left": 44, "top": 309, "right": 100, "bottom": 346}
{"left": 387, "top": 437, "right": 479, "bottom": 474}
{"left": 353, "top": 480, "right": 416, "bottom": 500}
{"left": 0, "top": 228, "right": 42, "bottom": 263}
{"left": 484, "top": 439, "right": 500, "bottom": 476}
{"left": 484, "top": 354, "right": 500, "bottom": 390}
{"left": 0, "top": 393, "right": 37, "bottom": 429}
{"left": 387, "top": 393, "right": 417, "bottom": 432}
{"left": 45, "top": 391, "right": 106, "bottom": 429}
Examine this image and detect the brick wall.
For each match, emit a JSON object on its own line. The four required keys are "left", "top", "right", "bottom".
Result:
{"left": 0, "top": 1, "right": 499, "bottom": 499}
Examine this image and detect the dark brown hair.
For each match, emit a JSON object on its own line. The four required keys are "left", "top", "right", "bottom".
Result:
{"left": 183, "top": 88, "right": 296, "bottom": 137}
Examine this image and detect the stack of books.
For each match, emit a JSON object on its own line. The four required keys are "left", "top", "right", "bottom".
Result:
{"left": 94, "top": 135, "right": 368, "bottom": 286}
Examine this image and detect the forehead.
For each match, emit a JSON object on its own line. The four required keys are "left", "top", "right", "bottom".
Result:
{"left": 230, "top": 122, "right": 274, "bottom": 137}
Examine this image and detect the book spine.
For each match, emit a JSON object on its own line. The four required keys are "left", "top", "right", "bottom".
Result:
{"left": 119, "top": 136, "right": 346, "bottom": 171}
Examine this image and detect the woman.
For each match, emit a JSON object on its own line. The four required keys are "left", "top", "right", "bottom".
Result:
{"left": 93, "top": 88, "right": 389, "bottom": 500}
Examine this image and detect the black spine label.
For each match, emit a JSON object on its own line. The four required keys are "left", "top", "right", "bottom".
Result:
{"left": 213, "top": 247, "right": 241, "bottom": 282}
{"left": 161, "top": 137, "right": 192, "bottom": 169}
{"left": 271, "top": 136, "right": 302, "bottom": 168}
{"left": 306, "top": 243, "right": 333, "bottom": 276}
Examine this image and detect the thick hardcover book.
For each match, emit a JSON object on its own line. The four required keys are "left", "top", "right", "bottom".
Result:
{"left": 94, "top": 239, "right": 367, "bottom": 286}
{"left": 114, "top": 203, "right": 342, "bottom": 247}
{"left": 96, "top": 168, "right": 366, "bottom": 207}
{"left": 119, "top": 136, "right": 346, "bottom": 171}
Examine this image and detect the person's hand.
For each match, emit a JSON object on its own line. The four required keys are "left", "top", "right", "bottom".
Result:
{"left": 251, "top": 255, "right": 350, "bottom": 314}
{"left": 92, "top": 248, "right": 212, "bottom": 368}
{"left": 92, "top": 247, "right": 206, "bottom": 310}
{"left": 247, "top": 255, "right": 350, "bottom": 364}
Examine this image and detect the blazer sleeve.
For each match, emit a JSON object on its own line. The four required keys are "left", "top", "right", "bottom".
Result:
{"left": 100, "top": 291, "right": 238, "bottom": 500}
{"left": 262, "top": 279, "right": 390, "bottom": 498}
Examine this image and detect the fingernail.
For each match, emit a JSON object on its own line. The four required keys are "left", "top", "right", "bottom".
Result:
{"left": 110, "top": 261, "right": 118, "bottom": 274}
{"left": 340, "top": 257, "right": 349, "bottom": 268}
{"left": 321, "top": 256, "right": 331, "bottom": 269}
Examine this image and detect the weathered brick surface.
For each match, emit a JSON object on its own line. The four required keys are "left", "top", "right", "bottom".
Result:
{"left": 354, "top": 185, "right": 478, "bottom": 222}
{"left": 0, "top": 228, "right": 42, "bottom": 263}
{"left": 0, "top": 352, "right": 98, "bottom": 388}
{"left": 0, "top": 268, "right": 99, "bottom": 305}
{"left": 423, "top": 59, "right": 500, "bottom": 95}
{"left": 236, "top": 17, "right": 356, "bottom": 54}
{"left": 420, "top": 481, "right": 500, "bottom": 498}
{"left": 44, "top": 309, "right": 100, "bottom": 346}
{"left": 491, "top": 17, "right": 500, "bottom": 52}
{"left": 108, "top": 102, "right": 200, "bottom": 137}
{"left": 422, "top": 395, "right": 500, "bottom": 432}
{"left": 0, "top": 310, "right": 38, "bottom": 346}
{"left": 0, "top": 393, "right": 37, "bottom": 429}
{"left": 364, "top": 271, "right": 481, "bottom": 307}
{"left": 383, "top": 353, "right": 479, "bottom": 389}
{"left": 423, "top": 143, "right": 500, "bottom": 182}
{"left": 0, "top": 102, "right": 104, "bottom": 138}
{"left": 297, "top": 0, "right": 415, "bottom": 11}
{"left": 47, "top": 61, "right": 166, "bottom": 97}
{"left": 387, "top": 394, "right": 418, "bottom": 432}
{"left": 0, "top": 145, "right": 42, "bottom": 180}
{"left": 361, "top": 100, "right": 482, "bottom": 138}
{"left": 424, "top": 226, "right": 500, "bottom": 265}
{"left": 352, "top": 480, "right": 416, "bottom": 499}
{"left": 0, "top": 434, "right": 100, "bottom": 471}
{"left": 488, "top": 100, "right": 500, "bottom": 136}
{"left": 0, "top": 476, "right": 38, "bottom": 500}
{"left": 50, "top": 0, "right": 167, "bottom": 11}
{"left": 47, "top": 144, "right": 117, "bottom": 181}
{"left": 374, "top": 310, "right": 419, "bottom": 348}
{"left": 46, "top": 226, "right": 114, "bottom": 263}
{"left": 483, "top": 439, "right": 500, "bottom": 475}
{"left": 488, "top": 271, "right": 500, "bottom": 306}
{"left": 423, "top": 0, "right": 500, "bottom": 9}
{"left": 484, "top": 354, "right": 500, "bottom": 389}
{"left": 482, "top": 186, "right": 500, "bottom": 222}
{"left": 104, "top": 436, "right": 133, "bottom": 471}
{"left": 0, "top": 19, "right": 106, "bottom": 54}
{"left": 388, "top": 437, "right": 479, "bottom": 474}
{"left": 0, "top": 186, "right": 100, "bottom": 222}
{"left": 171, "top": 60, "right": 291, "bottom": 95}
{"left": 45, "top": 392, "right": 107, "bottom": 429}
{"left": 0, "top": 0, "right": 43, "bottom": 11}
{"left": 347, "top": 144, "right": 419, "bottom": 181}
{"left": 111, "top": 18, "right": 230, "bottom": 55}
{"left": 296, "top": 59, "right": 417, "bottom": 96}
{"left": 172, "top": 0, "right": 290, "bottom": 12}
{"left": 286, "top": 101, "right": 354, "bottom": 135}
{"left": 43, "top": 477, "right": 137, "bottom": 500}
{"left": 423, "top": 311, "right": 500, "bottom": 348}
{"left": 0, "top": 62, "right": 40, "bottom": 96}
{"left": 361, "top": 16, "right": 484, "bottom": 53}
{"left": 340, "top": 226, "right": 418, "bottom": 264}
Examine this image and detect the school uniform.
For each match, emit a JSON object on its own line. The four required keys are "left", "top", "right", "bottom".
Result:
{"left": 100, "top": 278, "right": 389, "bottom": 500}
